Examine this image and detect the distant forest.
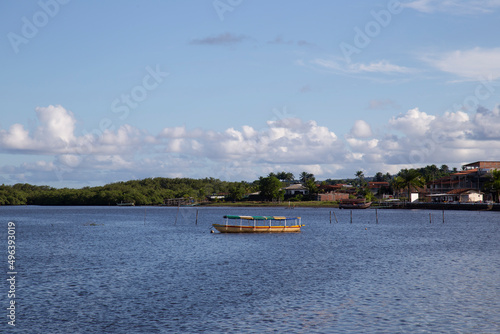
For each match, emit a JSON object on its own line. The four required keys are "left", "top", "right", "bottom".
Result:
{"left": 0, "top": 178, "right": 251, "bottom": 206}
{"left": 0, "top": 164, "right": 460, "bottom": 206}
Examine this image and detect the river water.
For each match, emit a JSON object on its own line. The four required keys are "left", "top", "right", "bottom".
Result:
{"left": 1, "top": 206, "right": 499, "bottom": 333}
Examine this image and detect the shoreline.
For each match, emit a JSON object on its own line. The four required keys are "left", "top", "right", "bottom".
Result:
{"left": 3, "top": 202, "right": 500, "bottom": 211}
{"left": 203, "top": 201, "right": 500, "bottom": 211}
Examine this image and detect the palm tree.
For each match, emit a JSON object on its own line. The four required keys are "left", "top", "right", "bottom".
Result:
{"left": 276, "top": 171, "right": 295, "bottom": 184}
{"left": 299, "top": 172, "right": 314, "bottom": 183}
{"left": 355, "top": 170, "right": 365, "bottom": 187}
{"left": 394, "top": 169, "right": 425, "bottom": 200}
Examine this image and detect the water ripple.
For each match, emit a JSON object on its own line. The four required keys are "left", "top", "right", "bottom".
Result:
{"left": 1, "top": 206, "right": 499, "bottom": 333}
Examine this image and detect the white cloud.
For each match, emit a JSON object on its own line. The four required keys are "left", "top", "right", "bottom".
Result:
{"left": 353, "top": 61, "right": 414, "bottom": 74}
{"left": 0, "top": 106, "right": 148, "bottom": 157}
{"left": 159, "top": 126, "right": 187, "bottom": 138}
{"left": 190, "top": 32, "right": 249, "bottom": 45}
{"left": 96, "top": 125, "right": 145, "bottom": 154}
{"left": 156, "top": 118, "right": 343, "bottom": 165}
{"left": 473, "top": 105, "right": 500, "bottom": 138}
{"left": 368, "top": 99, "right": 400, "bottom": 110}
{"left": 403, "top": 0, "right": 500, "bottom": 14}
{"left": 58, "top": 155, "right": 82, "bottom": 168}
{"left": 431, "top": 110, "right": 471, "bottom": 139}
{"left": 423, "top": 47, "right": 500, "bottom": 81}
{"left": 312, "top": 59, "right": 414, "bottom": 75}
{"left": 3, "top": 104, "right": 500, "bottom": 186}
{"left": 0, "top": 105, "right": 78, "bottom": 152}
{"left": 26, "top": 160, "right": 56, "bottom": 172}
{"left": 349, "top": 120, "right": 373, "bottom": 138}
{"left": 35, "top": 105, "right": 76, "bottom": 144}
{"left": 389, "top": 107, "right": 436, "bottom": 137}
{"left": 0, "top": 123, "right": 35, "bottom": 150}
{"left": 363, "top": 106, "right": 500, "bottom": 166}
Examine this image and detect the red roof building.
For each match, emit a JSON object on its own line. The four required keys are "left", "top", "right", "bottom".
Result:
{"left": 427, "top": 166, "right": 492, "bottom": 198}
{"left": 462, "top": 161, "right": 500, "bottom": 170}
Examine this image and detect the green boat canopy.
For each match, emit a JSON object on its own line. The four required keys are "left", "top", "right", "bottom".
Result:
{"left": 224, "top": 215, "right": 300, "bottom": 220}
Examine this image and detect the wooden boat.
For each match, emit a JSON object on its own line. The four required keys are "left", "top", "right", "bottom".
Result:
{"left": 339, "top": 200, "right": 372, "bottom": 209}
{"left": 212, "top": 215, "right": 304, "bottom": 233}
{"left": 117, "top": 202, "right": 135, "bottom": 206}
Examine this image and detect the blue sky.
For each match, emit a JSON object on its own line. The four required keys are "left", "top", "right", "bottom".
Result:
{"left": 1, "top": 0, "right": 500, "bottom": 187}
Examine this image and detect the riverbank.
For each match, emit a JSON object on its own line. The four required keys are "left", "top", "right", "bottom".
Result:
{"left": 202, "top": 201, "right": 339, "bottom": 208}
{"left": 385, "top": 202, "right": 500, "bottom": 211}
{"left": 6, "top": 201, "right": 500, "bottom": 211}
{"left": 201, "top": 201, "right": 500, "bottom": 211}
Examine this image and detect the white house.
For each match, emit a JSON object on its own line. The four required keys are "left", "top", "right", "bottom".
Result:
{"left": 284, "top": 184, "right": 308, "bottom": 196}
{"left": 429, "top": 189, "right": 483, "bottom": 203}
{"left": 459, "top": 190, "right": 483, "bottom": 203}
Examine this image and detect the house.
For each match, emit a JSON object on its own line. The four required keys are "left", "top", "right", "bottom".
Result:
{"left": 428, "top": 189, "right": 483, "bottom": 203}
{"left": 208, "top": 193, "right": 227, "bottom": 201}
{"left": 393, "top": 185, "right": 426, "bottom": 201}
{"left": 284, "top": 184, "right": 308, "bottom": 196}
{"left": 462, "top": 161, "right": 500, "bottom": 170}
{"left": 457, "top": 189, "right": 483, "bottom": 202}
{"left": 316, "top": 184, "right": 350, "bottom": 201}
{"left": 368, "top": 181, "right": 390, "bottom": 195}
{"left": 317, "top": 192, "right": 350, "bottom": 201}
{"left": 427, "top": 168, "right": 490, "bottom": 194}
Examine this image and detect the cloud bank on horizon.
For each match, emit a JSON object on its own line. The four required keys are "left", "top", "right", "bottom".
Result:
{"left": 1, "top": 0, "right": 500, "bottom": 187}
{"left": 1, "top": 103, "right": 500, "bottom": 186}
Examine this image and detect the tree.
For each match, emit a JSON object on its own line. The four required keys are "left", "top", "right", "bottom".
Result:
{"left": 228, "top": 183, "right": 247, "bottom": 201}
{"left": 299, "top": 172, "right": 314, "bottom": 183}
{"left": 358, "top": 187, "right": 376, "bottom": 202}
{"left": 394, "top": 169, "right": 425, "bottom": 200}
{"left": 276, "top": 171, "right": 295, "bottom": 183}
{"left": 485, "top": 170, "right": 500, "bottom": 202}
{"left": 418, "top": 164, "right": 440, "bottom": 182}
{"left": 305, "top": 179, "right": 318, "bottom": 198}
{"left": 355, "top": 171, "right": 365, "bottom": 187}
{"left": 259, "top": 176, "right": 284, "bottom": 201}
{"left": 374, "top": 172, "right": 384, "bottom": 182}
{"left": 440, "top": 164, "right": 450, "bottom": 174}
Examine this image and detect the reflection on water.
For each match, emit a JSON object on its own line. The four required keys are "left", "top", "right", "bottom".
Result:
{"left": 1, "top": 206, "right": 499, "bottom": 333}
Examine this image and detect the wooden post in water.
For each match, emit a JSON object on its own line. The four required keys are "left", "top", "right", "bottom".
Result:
{"left": 442, "top": 210, "right": 444, "bottom": 223}
{"left": 376, "top": 209, "right": 378, "bottom": 224}
{"left": 429, "top": 213, "right": 432, "bottom": 224}
{"left": 330, "top": 211, "right": 332, "bottom": 224}
{"left": 196, "top": 209, "right": 199, "bottom": 224}
{"left": 333, "top": 210, "right": 339, "bottom": 223}
{"left": 350, "top": 210, "right": 353, "bottom": 224}
{"left": 175, "top": 204, "right": 180, "bottom": 224}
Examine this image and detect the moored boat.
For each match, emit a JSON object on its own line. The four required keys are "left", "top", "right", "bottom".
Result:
{"left": 212, "top": 215, "right": 304, "bottom": 233}
{"left": 339, "top": 200, "right": 371, "bottom": 209}
{"left": 117, "top": 201, "right": 135, "bottom": 206}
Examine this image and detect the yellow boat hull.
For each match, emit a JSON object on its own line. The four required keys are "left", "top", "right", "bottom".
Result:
{"left": 212, "top": 224, "right": 304, "bottom": 233}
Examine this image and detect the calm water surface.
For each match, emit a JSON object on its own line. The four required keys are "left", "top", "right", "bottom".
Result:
{"left": 1, "top": 206, "right": 499, "bottom": 333}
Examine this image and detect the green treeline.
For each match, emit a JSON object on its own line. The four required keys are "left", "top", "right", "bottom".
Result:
{"left": 2, "top": 164, "right": 499, "bottom": 205}
{"left": 0, "top": 178, "right": 252, "bottom": 206}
